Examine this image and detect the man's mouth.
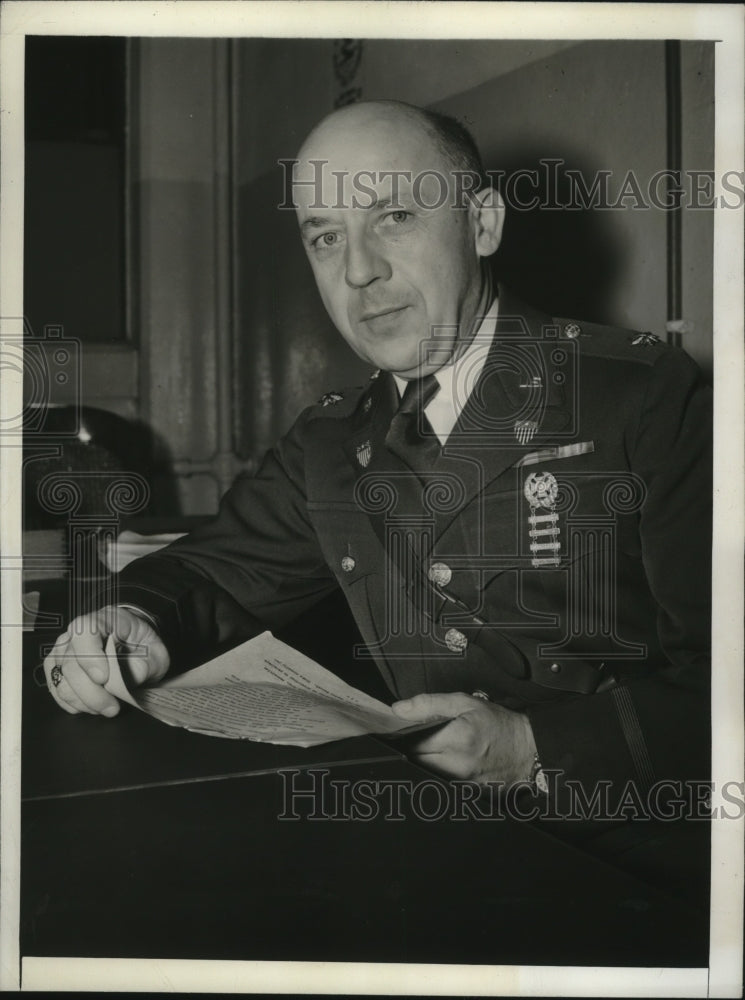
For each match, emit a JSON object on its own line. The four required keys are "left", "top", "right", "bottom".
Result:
{"left": 359, "top": 305, "right": 409, "bottom": 324}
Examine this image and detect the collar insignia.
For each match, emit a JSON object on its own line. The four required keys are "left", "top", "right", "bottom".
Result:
{"left": 356, "top": 440, "right": 372, "bottom": 467}
{"left": 319, "top": 391, "right": 344, "bottom": 406}
{"left": 631, "top": 333, "right": 661, "bottom": 346}
{"left": 514, "top": 419, "right": 539, "bottom": 445}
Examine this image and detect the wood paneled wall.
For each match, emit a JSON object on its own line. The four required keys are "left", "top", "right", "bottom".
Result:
{"left": 131, "top": 38, "right": 238, "bottom": 513}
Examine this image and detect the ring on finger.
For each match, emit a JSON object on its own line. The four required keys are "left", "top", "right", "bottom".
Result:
{"left": 51, "top": 664, "right": 64, "bottom": 688}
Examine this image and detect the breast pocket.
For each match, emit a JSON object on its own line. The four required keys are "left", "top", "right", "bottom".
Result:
{"left": 471, "top": 463, "right": 642, "bottom": 624}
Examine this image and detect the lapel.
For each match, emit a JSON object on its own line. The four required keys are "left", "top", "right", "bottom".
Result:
{"left": 340, "top": 369, "right": 440, "bottom": 592}
{"left": 340, "top": 369, "right": 399, "bottom": 478}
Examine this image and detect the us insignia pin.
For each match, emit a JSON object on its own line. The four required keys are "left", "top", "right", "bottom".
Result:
{"left": 524, "top": 470, "right": 561, "bottom": 567}
{"left": 356, "top": 440, "right": 372, "bottom": 467}
{"left": 631, "top": 333, "right": 661, "bottom": 346}
{"left": 515, "top": 419, "right": 539, "bottom": 445}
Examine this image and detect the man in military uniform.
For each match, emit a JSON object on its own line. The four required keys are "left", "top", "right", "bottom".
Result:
{"left": 44, "top": 102, "right": 711, "bottom": 833}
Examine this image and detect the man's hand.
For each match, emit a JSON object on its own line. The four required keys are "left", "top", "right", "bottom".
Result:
{"left": 392, "top": 692, "right": 537, "bottom": 784}
{"left": 43, "top": 606, "right": 169, "bottom": 718}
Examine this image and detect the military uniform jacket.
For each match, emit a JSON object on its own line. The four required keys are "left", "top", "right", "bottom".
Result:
{"left": 113, "top": 288, "right": 712, "bottom": 796}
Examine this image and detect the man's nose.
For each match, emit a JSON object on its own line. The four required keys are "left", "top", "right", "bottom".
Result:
{"left": 344, "top": 235, "right": 391, "bottom": 288}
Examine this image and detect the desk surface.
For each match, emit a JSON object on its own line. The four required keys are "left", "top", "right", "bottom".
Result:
{"left": 22, "top": 664, "right": 711, "bottom": 969}
{"left": 21, "top": 587, "right": 711, "bottom": 971}
{"left": 23, "top": 654, "right": 402, "bottom": 802}
{"left": 22, "top": 759, "right": 709, "bottom": 968}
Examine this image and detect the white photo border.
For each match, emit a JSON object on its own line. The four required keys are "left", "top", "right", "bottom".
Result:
{"left": 1, "top": 2, "right": 742, "bottom": 996}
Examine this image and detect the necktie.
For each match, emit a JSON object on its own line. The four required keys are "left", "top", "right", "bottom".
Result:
{"left": 385, "top": 374, "right": 441, "bottom": 474}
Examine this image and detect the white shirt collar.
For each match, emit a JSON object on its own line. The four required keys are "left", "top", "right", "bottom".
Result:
{"left": 392, "top": 297, "right": 499, "bottom": 445}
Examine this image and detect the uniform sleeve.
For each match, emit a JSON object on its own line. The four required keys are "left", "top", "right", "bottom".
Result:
{"left": 99, "top": 411, "right": 339, "bottom": 672}
{"left": 527, "top": 350, "right": 712, "bottom": 804}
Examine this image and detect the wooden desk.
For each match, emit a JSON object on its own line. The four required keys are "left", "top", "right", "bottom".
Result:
{"left": 22, "top": 644, "right": 710, "bottom": 969}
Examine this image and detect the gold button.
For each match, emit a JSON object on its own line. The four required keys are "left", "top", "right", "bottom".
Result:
{"left": 341, "top": 555, "right": 355, "bottom": 572}
{"left": 445, "top": 628, "right": 468, "bottom": 653}
{"left": 428, "top": 562, "right": 452, "bottom": 587}
{"left": 563, "top": 323, "right": 582, "bottom": 339}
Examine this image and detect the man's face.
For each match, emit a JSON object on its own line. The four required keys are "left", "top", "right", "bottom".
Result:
{"left": 294, "top": 109, "right": 493, "bottom": 378}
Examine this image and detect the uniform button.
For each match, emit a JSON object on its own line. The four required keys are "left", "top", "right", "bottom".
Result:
{"left": 428, "top": 562, "right": 452, "bottom": 587}
{"left": 445, "top": 628, "right": 468, "bottom": 652}
{"left": 341, "top": 555, "right": 356, "bottom": 572}
{"left": 563, "top": 323, "right": 582, "bottom": 339}
{"left": 549, "top": 662, "right": 561, "bottom": 673}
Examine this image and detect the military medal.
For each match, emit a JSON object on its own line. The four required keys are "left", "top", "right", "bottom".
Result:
{"left": 524, "top": 470, "right": 561, "bottom": 567}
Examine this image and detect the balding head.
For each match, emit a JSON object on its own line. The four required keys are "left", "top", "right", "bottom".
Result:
{"left": 290, "top": 100, "right": 504, "bottom": 378}
{"left": 295, "top": 100, "right": 486, "bottom": 211}
{"left": 298, "top": 100, "right": 425, "bottom": 157}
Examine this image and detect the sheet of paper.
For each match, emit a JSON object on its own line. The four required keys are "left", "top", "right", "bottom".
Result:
{"left": 104, "top": 631, "right": 443, "bottom": 746}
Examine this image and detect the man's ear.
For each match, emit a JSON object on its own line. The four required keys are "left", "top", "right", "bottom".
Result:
{"left": 469, "top": 187, "right": 505, "bottom": 258}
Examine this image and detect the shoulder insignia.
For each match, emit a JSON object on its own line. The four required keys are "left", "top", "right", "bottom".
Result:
{"left": 630, "top": 332, "right": 661, "bottom": 347}
{"left": 554, "top": 316, "right": 670, "bottom": 366}
{"left": 318, "top": 390, "right": 344, "bottom": 406}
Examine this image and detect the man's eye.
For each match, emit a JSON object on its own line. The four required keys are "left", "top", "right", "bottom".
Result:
{"left": 387, "top": 210, "right": 410, "bottom": 224}
{"left": 313, "top": 232, "right": 340, "bottom": 249}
